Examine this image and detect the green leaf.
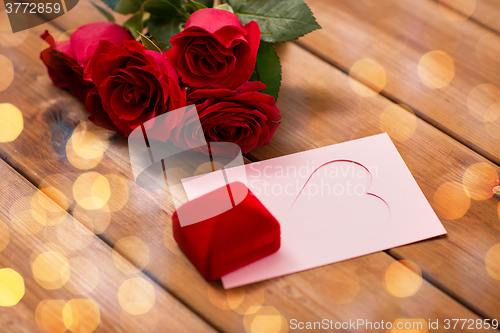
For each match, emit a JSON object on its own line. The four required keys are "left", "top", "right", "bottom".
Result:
{"left": 186, "top": 0, "right": 207, "bottom": 11}
{"left": 123, "top": 9, "right": 144, "bottom": 39}
{"left": 102, "top": 0, "right": 145, "bottom": 14}
{"left": 215, "top": 3, "right": 233, "bottom": 13}
{"left": 250, "top": 41, "right": 281, "bottom": 99}
{"left": 227, "top": 0, "right": 321, "bottom": 43}
{"left": 195, "top": 0, "right": 213, "bottom": 7}
{"left": 90, "top": 1, "right": 116, "bottom": 21}
{"left": 139, "top": 32, "right": 163, "bottom": 53}
{"left": 143, "top": 0, "right": 188, "bottom": 19}
{"left": 147, "top": 13, "right": 185, "bottom": 49}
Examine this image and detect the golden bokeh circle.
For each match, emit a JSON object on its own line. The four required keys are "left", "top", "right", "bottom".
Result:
{"left": 32, "top": 250, "right": 70, "bottom": 290}
{"left": 433, "top": 181, "right": 470, "bottom": 220}
{"left": 417, "top": 51, "right": 455, "bottom": 89}
{"left": 40, "top": 187, "right": 69, "bottom": 212}
{"left": 385, "top": 260, "right": 422, "bottom": 298}
{"left": 348, "top": 59, "right": 387, "bottom": 97}
{"left": 73, "top": 172, "right": 111, "bottom": 210}
{"left": 467, "top": 84, "right": 500, "bottom": 123}
{"left": 321, "top": 266, "right": 361, "bottom": 304}
{"left": 71, "top": 123, "right": 110, "bottom": 160}
{"left": 380, "top": 104, "right": 417, "bottom": 142}
{"left": 0, "top": 54, "right": 14, "bottom": 92}
{"left": 62, "top": 299, "right": 101, "bottom": 333}
{"left": 31, "top": 191, "right": 67, "bottom": 226}
{"left": 0, "top": 103, "right": 23, "bottom": 142}
{"left": 64, "top": 257, "right": 100, "bottom": 295}
{"left": 0, "top": 268, "right": 25, "bottom": 306}
{"left": 485, "top": 243, "right": 500, "bottom": 280}
{"left": 118, "top": 278, "right": 156, "bottom": 315}
{"left": 35, "top": 300, "right": 67, "bottom": 333}
{"left": 462, "top": 163, "right": 498, "bottom": 201}
{"left": 0, "top": 218, "right": 10, "bottom": 252}
{"left": 439, "top": 0, "right": 476, "bottom": 21}
{"left": 39, "top": 174, "right": 74, "bottom": 209}
{"left": 476, "top": 33, "right": 500, "bottom": 70}
{"left": 243, "top": 306, "right": 288, "bottom": 333}
{"left": 112, "top": 236, "right": 150, "bottom": 274}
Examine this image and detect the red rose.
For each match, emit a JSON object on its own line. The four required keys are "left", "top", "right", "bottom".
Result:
{"left": 167, "top": 8, "right": 260, "bottom": 89}
{"left": 187, "top": 81, "right": 281, "bottom": 154}
{"left": 40, "top": 22, "right": 133, "bottom": 103}
{"left": 85, "top": 40, "right": 187, "bottom": 136}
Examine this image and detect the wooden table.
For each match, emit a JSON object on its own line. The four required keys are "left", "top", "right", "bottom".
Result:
{"left": 1, "top": 0, "right": 499, "bottom": 331}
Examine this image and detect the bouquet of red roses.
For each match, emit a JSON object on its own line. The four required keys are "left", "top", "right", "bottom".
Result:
{"left": 40, "top": 0, "right": 320, "bottom": 153}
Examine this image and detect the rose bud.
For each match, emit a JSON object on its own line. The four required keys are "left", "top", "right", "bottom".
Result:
{"left": 40, "top": 22, "right": 134, "bottom": 103}
{"left": 167, "top": 8, "right": 260, "bottom": 89}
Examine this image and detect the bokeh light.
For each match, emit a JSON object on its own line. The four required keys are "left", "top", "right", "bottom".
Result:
{"left": 348, "top": 59, "right": 387, "bottom": 97}
{"left": 0, "top": 54, "right": 14, "bottom": 92}
{"left": 243, "top": 306, "right": 288, "bottom": 333}
{"left": 0, "top": 218, "right": 10, "bottom": 252}
{"left": 476, "top": 33, "right": 500, "bottom": 70}
{"left": 118, "top": 278, "right": 156, "bottom": 315}
{"left": 462, "top": 163, "right": 498, "bottom": 200}
{"left": 433, "top": 181, "right": 470, "bottom": 220}
{"left": 0, "top": 103, "right": 23, "bottom": 142}
{"left": 73, "top": 172, "right": 111, "bottom": 210}
{"left": 439, "top": 0, "right": 476, "bottom": 21}
{"left": 385, "top": 260, "right": 422, "bottom": 298}
{"left": 379, "top": 104, "right": 417, "bottom": 142}
{"left": 71, "top": 122, "right": 109, "bottom": 160}
{"left": 485, "top": 243, "right": 500, "bottom": 280}
{"left": 35, "top": 300, "right": 67, "bottom": 333}
{"left": 207, "top": 282, "right": 246, "bottom": 311}
{"left": 39, "top": 174, "right": 74, "bottom": 210}
{"left": 417, "top": 51, "right": 455, "bottom": 89}
{"left": 63, "top": 299, "right": 101, "bottom": 333}
{"left": 32, "top": 249, "right": 70, "bottom": 290}
{"left": 321, "top": 266, "right": 361, "bottom": 304}
{"left": 112, "top": 236, "right": 150, "bottom": 274}
{"left": 0, "top": 268, "right": 25, "bottom": 306}
{"left": 467, "top": 84, "right": 500, "bottom": 123}
{"left": 31, "top": 191, "right": 67, "bottom": 226}
{"left": 64, "top": 257, "right": 100, "bottom": 295}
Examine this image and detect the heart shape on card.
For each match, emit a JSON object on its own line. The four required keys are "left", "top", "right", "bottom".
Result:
{"left": 290, "top": 160, "right": 391, "bottom": 234}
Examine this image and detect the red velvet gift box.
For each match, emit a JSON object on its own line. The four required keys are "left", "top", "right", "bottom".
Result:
{"left": 172, "top": 182, "right": 281, "bottom": 281}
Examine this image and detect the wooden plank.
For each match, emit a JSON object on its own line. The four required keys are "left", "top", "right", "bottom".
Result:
{"left": 437, "top": 0, "right": 500, "bottom": 34}
{"left": 297, "top": 0, "right": 500, "bottom": 166}
{"left": 0, "top": 4, "right": 492, "bottom": 332}
{"left": 0, "top": 159, "right": 217, "bottom": 333}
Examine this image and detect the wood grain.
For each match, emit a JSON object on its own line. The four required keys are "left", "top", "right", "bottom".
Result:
{"left": 0, "top": 3, "right": 493, "bottom": 332}
{"left": 0, "top": 159, "right": 217, "bottom": 333}
{"left": 438, "top": 0, "right": 500, "bottom": 33}
{"left": 298, "top": 0, "right": 500, "bottom": 166}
